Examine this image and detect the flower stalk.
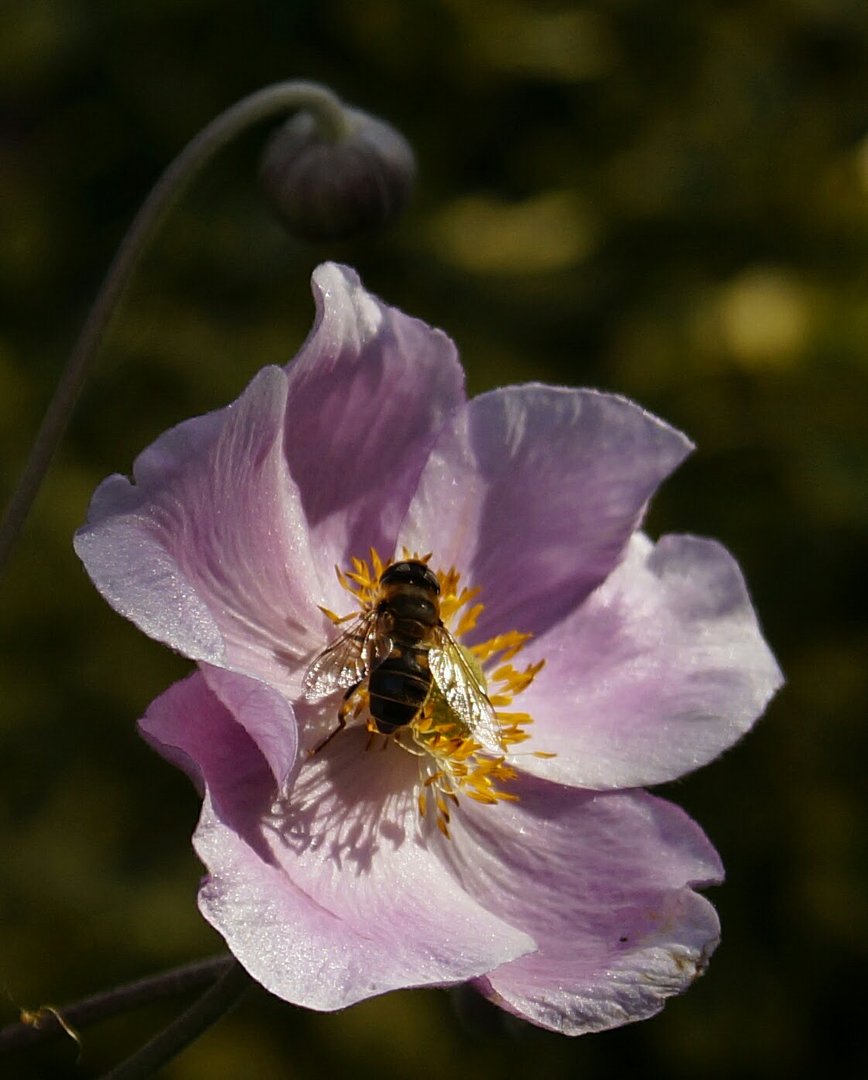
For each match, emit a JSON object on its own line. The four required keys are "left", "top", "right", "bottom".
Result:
{"left": 0, "top": 954, "right": 235, "bottom": 1055}
{"left": 101, "top": 960, "right": 252, "bottom": 1080}
{"left": 0, "top": 80, "right": 355, "bottom": 580}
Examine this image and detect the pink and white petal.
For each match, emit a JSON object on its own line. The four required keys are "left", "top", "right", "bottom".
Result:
{"left": 516, "top": 533, "right": 784, "bottom": 789}
{"left": 400, "top": 386, "right": 692, "bottom": 641}
{"left": 439, "top": 778, "right": 723, "bottom": 1035}
{"left": 76, "top": 366, "right": 325, "bottom": 693}
{"left": 473, "top": 890, "right": 719, "bottom": 1035}
{"left": 199, "top": 665, "right": 299, "bottom": 792}
{"left": 144, "top": 671, "right": 534, "bottom": 1008}
{"left": 197, "top": 806, "right": 534, "bottom": 1010}
{"left": 74, "top": 489, "right": 226, "bottom": 665}
{"left": 223, "top": 726, "right": 534, "bottom": 1008}
{"left": 282, "top": 263, "right": 466, "bottom": 587}
{"left": 139, "top": 671, "right": 276, "bottom": 821}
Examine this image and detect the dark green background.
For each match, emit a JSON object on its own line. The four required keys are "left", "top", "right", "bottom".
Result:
{"left": 2, "top": 1, "right": 865, "bottom": 1076}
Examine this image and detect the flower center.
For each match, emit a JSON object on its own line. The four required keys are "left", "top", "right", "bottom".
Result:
{"left": 318, "top": 549, "right": 549, "bottom": 837}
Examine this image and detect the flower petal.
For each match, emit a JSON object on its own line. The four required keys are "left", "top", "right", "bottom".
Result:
{"left": 283, "top": 263, "right": 466, "bottom": 585}
{"left": 400, "top": 386, "right": 692, "bottom": 640}
{"left": 75, "top": 366, "right": 322, "bottom": 688}
{"left": 438, "top": 777, "right": 723, "bottom": 1035}
{"left": 199, "top": 665, "right": 299, "bottom": 792}
{"left": 142, "top": 672, "right": 534, "bottom": 1009}
{"left": 517, "top": 533, "right": 784, "bottom": 788}
{"left": 75, "top": 264, "right": 467, "bottom": 693}
{"left": 140, "top": 671, "right": 276, "bottom": 823}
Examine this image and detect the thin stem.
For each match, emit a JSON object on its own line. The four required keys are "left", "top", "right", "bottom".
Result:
{"left": 101, "top": 960, "right": 253, "bottom": 1080}
{"left": 0, "top": 80, "right": 349, "bottom": 580}
{"left": 0, "top": 954, "right": 234, "bottom": 1054}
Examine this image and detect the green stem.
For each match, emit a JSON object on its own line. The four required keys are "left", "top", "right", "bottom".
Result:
{"left": 0, "top": 80, "right": 349, "bottom": 580}
{"left": 0, "top": 954, "right": 234, "bottom": 1054}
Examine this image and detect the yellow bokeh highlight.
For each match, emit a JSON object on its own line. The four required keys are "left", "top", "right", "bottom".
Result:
{"left": 690, "top": 266, "right": 813, "bottom": 371}
{"left": 430, "top": 190, "right": 598, "bottom": 274}
{"left": 444, "top": 0, "right": 615, "bottom": 81}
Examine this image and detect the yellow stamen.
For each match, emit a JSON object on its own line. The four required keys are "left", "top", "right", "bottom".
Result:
{"left": 318, "top": 605, "right": 356, "bottom": 625}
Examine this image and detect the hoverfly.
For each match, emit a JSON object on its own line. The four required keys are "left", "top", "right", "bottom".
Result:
{"left": 303, "top": 559, "right": 504, "bottom": 755}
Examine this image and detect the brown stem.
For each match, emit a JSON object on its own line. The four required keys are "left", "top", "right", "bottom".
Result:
{"left": 0, "top": 954, "right": 234, "bottom": 1054}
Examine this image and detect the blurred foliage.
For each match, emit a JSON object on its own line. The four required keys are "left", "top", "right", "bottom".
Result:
{"left": 1, "top": 0, "right": 867, "bottom": 1076}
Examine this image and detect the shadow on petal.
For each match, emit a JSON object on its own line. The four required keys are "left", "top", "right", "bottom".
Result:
{"left": 265, "top": 725, "right": 421, "bottom": 876}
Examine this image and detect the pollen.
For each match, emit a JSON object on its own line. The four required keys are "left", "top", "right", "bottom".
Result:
{"left": 329, "top": 549, "right": 548, "bottom": 837}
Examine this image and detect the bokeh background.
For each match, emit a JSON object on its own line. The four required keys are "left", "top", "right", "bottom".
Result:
{"left": 2, "top": 1, "right": 866, "bottom": 1077}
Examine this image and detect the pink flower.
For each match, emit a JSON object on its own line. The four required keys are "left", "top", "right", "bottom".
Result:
{"left": 75, "top": 263, "right": 782, "bottom": 1035}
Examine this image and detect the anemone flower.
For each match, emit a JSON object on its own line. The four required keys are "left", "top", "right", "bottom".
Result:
{"left": 75, "top": 263, "right": 781, "bottom": 1034}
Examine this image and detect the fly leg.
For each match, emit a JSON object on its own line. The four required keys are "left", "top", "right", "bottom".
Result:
{"left": 309, "top": 684, "right": 359, "bottom": 756}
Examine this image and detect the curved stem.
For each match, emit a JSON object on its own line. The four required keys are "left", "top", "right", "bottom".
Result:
{"left": 0, "top": 954, "right": 234, "bottom": 1054}
{"left": 0, "top": 80, "right": 349, "bottom": 579}
{"left": 100, "top": 960, "right": 252, "bottom": 1080}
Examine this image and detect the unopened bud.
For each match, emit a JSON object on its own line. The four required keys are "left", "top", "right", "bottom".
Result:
{"left": 260, "top": 106, "right": 415, "bottom": 242}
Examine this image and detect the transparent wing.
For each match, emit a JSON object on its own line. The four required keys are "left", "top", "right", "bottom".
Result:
{"left": 428, "top": 627, "right": 504, "bottom": 754}
{"left": 303, "top": 611, "right": 388, "bottom": 701}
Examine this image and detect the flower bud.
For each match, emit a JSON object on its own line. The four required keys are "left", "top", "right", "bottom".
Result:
{"left": 260, "top": 106, "right": 415, "bottom": 242}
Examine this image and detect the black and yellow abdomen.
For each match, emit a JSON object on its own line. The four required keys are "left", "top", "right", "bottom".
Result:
{"left": 368, "top": 645, "right": 432, "bottom": 732}
{"left": 368, "top": 559, "right": 441, "bottom": 734}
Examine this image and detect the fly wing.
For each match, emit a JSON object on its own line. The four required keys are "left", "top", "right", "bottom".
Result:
{"left": 303, "top": 611, "right": 386, "bottom": 701}
{"left": 428, "top": 628, "right": 505, "bottom": 754}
